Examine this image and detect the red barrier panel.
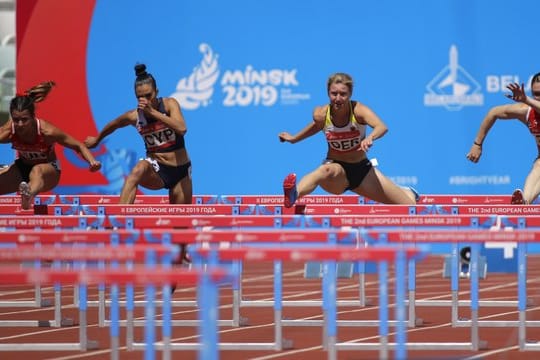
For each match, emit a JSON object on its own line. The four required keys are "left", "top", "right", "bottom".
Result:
{"left": 0, "top": 244, "right": 175, "bottom": 261}
{"left": 195, "top": 246, "right": 422, "bottom": 262}
{"left": 0, "top": 267, "right": 230, "bottom": 285}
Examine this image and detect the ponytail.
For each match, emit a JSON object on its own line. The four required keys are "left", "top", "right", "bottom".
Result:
{"left": 10, "top": 81, "right": 55, "bottom": 116}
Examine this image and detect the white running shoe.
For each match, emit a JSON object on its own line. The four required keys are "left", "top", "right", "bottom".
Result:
{"left": 19, "top": 182, "right": 33, "bottom": 210}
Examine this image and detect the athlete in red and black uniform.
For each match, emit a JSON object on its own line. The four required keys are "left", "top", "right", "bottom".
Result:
{"left": 467, "top": 72, "right": 540, "bottom": 204}
{"left": 0, "top": 81, "right": 101, "bottom": 209}
{"left": 278, "top": 72, "right": 419, "bottom": 207}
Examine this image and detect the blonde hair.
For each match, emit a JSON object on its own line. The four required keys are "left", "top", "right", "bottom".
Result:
{"left": 327, "top": 73, "right": 354, "bottom": 94}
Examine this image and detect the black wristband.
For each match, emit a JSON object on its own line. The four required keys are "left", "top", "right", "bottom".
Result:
{"left": 474, "top": 141, "right": 482, "bottom": 147}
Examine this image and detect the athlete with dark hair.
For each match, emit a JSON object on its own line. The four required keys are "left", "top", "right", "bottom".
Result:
{"left": 0, "top": 81, "right": 101, "bottom": 209}
{"left": 85, "top": 64, "right": 192, "bottom": 287}
{"left": 467, "top": 72, "right": 540, "bottom": 204}
{"left": 85, "top": 63, "right": 192, "bottom": 205}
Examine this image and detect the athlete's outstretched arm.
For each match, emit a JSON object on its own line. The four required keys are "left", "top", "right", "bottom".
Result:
{"left": 84, "top": 111, "right": 135, "bottom": 149}
{"left": 506, "top": 82, "right": 540, "bottom": 113}
{"left": 43, "top": 121, "right": 101, "bottom": 171}
{"left": 278, "top": 106, "right": 325, "bottom": 144}
{"left": 466, "top": 103, "right": 527, "bottom": 163}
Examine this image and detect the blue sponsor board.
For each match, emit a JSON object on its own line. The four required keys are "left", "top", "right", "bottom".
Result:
{"left": 3, "top": 0, "right": 539, "bottom": 197}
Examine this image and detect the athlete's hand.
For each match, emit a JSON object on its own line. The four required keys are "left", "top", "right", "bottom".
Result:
{"left": 278, "top": 132, "right": 294, "bottom": 143}
{"left": 506, "top": 82, "right": 527, "bottom": 103}
{"left": 360, "top": 137, "right": 373, "bottom": 152}
{"left": 89, "top": 160, "right": 102, "bottom": 172}
{"left": 466, "top": 144, "right": 482, "bottom": 163}
{"left": 138, "top": 97, "right": 154, "bottom": 116}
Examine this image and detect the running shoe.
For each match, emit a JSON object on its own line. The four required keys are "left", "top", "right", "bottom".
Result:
{"left": 511, "top": 189, "right": 524, "bottom": 204}
{"left": 19, "top": 182, "right": 33, "bottom": 210}
{"left": 283, "top": 173, "right": 298, "bottom": 208}
{"left": 171, "top": 244, "right": 191, "bottom": 294}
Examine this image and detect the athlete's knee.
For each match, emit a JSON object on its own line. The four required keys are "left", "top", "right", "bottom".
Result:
{"left": 318, "top": 164, "right": 339, "bottom": 179}
{"left": 126, "top": 163, "right": 148, "bottom": 184}
{"left": 29, "top": 166, "right": 44, "bottom": 179}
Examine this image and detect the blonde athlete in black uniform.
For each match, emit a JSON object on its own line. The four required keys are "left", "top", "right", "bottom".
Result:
{"left": 467, "top": 72, "right": 540, "bottom": 204}
{"left": 278, "top": 72, "right": 418, "bottom": 207}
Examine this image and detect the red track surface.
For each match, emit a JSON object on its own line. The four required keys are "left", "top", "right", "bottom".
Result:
{"left": 1, "top": 256, "right": 540, "bottom": 360}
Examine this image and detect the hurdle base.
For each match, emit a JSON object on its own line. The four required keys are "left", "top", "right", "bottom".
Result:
{"left": 304, "top": 261, "right": 354, "bottom": 279}
{"left": 60, "top": 318, "right": 74, "bottom": 326}
{"left": 85, "top": 340, "right": 99, "bottom": 351}
{"left": 239, "top": 316, "right": 250, "bottom": 326}
{"left": 37, "top": 318, "right": 74, "bottom": 327}
{"left": 40, "top": 299, "right": 53, "bottom": 307}
{"left": 282, "top": 338, "right": 294, "bottom": 350}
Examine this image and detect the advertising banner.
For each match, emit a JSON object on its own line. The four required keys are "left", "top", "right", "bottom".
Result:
{"left": 6, "top": 0, "right": 539, "bottom": 196}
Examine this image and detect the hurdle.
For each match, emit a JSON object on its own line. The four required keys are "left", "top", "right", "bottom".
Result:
{"left": 0, "top": 244, "right": 228, "bottom": 351}
{"left": 3, "top": 199, "right": 540, "bottom": 332}
{"left": 0, "top": 229, "right": 359, "bottom": 330}
{"left": 0, "top": 242, "right": 175, "bottom": 329}
{"left": 104, "top": 212, "right": 489, "bottom": 326}
{"left": 160, "top": 245, "right": 425, "bottom": 360}
{"left": 1, "top": 193, "right": 528, "bottom": 207}
{"left": 0, "top": 265, "right": 231, "bottom": 360}
{"left": 0, "top": 213, "right": 525, "bottom": 330}
{"left": 215, "top": 194, "right": 525, "bottom": 205}
{"left": 0, "top": 230, "right": 142, "bottom": 328}
{"left": 517, "top": 239, "right": 540, "bottom": 351}
{"left": 0, "top": 228, "right": 422, "bottom": 359}
{"left": 0, "top": 215, "right": 104, "bottom": 229}
{"left": 365, "top": 229, "right": 540, "bottom": 343}
{"left": 4, "top": 199, "right": 540, "bottom": 217}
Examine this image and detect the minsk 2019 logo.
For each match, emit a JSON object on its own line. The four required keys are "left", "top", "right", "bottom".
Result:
{"left": 170, "top": 43, "right": 310, "bottom": 110}
{"left": 424, "top": 45, "right": 484, "bottom": 111}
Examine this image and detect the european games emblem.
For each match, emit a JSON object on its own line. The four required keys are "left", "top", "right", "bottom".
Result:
{"left": 424, "top": 45, "right": 484, "bottom": 111}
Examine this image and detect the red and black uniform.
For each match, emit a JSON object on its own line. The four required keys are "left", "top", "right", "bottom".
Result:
{"left": 11, "top": 118, "right": 60, "bottom": 182}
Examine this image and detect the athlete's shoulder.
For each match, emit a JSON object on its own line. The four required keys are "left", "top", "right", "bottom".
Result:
{"left": 37, "top": 119, "right": 56, "bottom": 135}
{"left": 313, "top": 104, "right": 328, "bottom": 122}
{"left": 163, "top": 96, "right": 180, "bottom": 107}
{"left": 120, "top": 109, "right": 138, "bottom": 124}
{"left": 351, "top": 100, "right": 369, "bottom": 111}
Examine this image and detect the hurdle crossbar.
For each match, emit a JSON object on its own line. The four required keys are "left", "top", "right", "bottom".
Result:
{"left": 0, "top": 214, "right": 501, "bottom": 230}
{"left": 0, "top": 264, "right": 232, "bottom": 360}
{"left": 0, "top": 228, "right": 360, "bottom": 244}
{"left": 0, "top": 193, "right": 524, "bottom": 206}
{"left": 365, "top": 229, "right": 540, "bottom": 340}
{"left": 132, "top": 245, "right": 423, "bottom": 360}
{"left": 0, "top": 244, "right": 177, "bottom": 329}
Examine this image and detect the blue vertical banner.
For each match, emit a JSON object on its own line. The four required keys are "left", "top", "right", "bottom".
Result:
{"left": 8, "top": 0, "right": 540, "bottom": 196}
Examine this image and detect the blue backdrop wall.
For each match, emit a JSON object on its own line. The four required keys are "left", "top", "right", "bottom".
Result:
{"left": 7, "top": 0, "right": 540, "bottom": 196}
